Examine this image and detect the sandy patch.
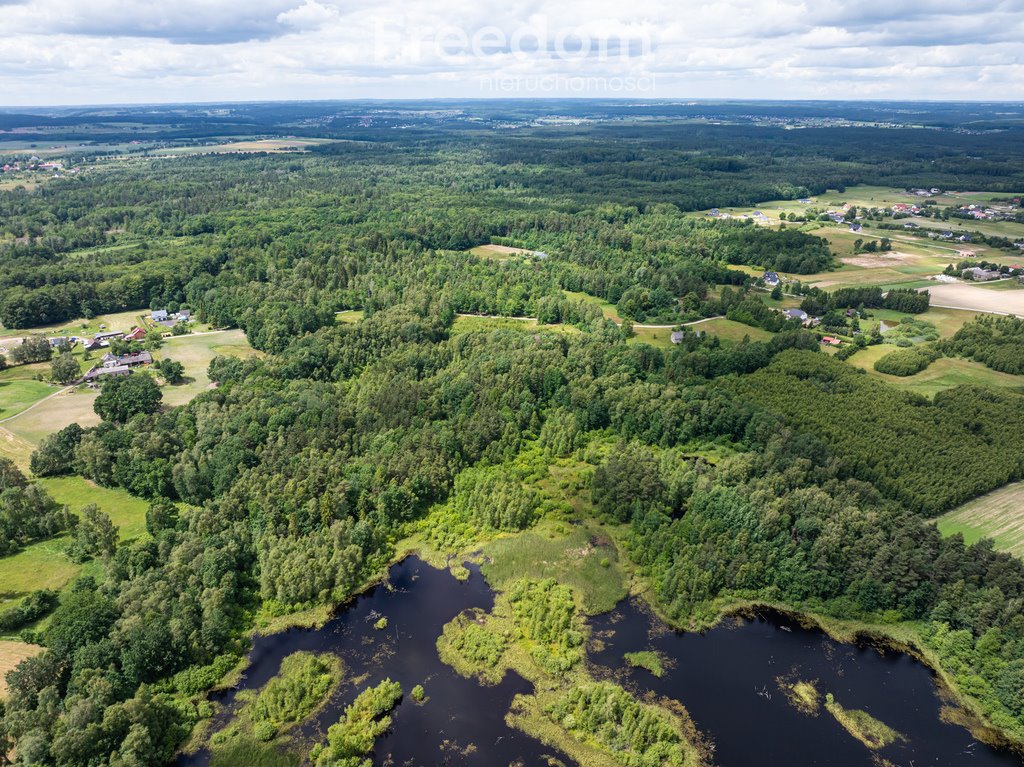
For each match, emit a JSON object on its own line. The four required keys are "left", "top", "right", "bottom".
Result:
{"left": 924, "top": 283, "right": 1024, "bottom": 315}
{"left": 840, "top": 251, "right": 920, "bottom": 268}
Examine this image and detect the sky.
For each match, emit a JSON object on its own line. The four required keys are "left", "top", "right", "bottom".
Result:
{"left": 1, "top": 0, "right": 1023, "bottom": 105}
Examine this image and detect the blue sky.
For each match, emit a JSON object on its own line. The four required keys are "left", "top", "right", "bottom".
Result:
{"left": 0, "top": 0, "right": 1022, "bottom": 105}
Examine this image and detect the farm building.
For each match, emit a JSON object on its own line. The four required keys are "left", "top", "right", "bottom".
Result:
{"left": 962, "top": 267, "right": 1002, "bottom": 282}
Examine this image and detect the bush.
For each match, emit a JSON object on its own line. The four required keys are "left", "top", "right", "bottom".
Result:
{"left": 317, "top": 679, "right": 402, "bottom": 766}
{"left": 0, "top": 590, "right": 59, "bottom": 633}
{"left": 251, "top": 652, "right": 339, "bottom": 733}
{"left": 873, "top": 346, "right": 939, "bottom": 377}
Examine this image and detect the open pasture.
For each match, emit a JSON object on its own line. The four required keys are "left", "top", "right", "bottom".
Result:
{"left": 2, "top": 387, "right": 99, "bottom": 449}
{"left": 158, "top": 329, "right": 261, "bottom": 406}
{"left": 561, "top": 290, "right": 623, "bottom": 322}
{"left": 847, "top": 346, "right": 1024, "bottom": 398}
{"left": 39, "top": 476, "right": 150, "bottom": 542}
{"left": 0, "top": 536, "right": 86, "bottom": 612}
{"left": 937, "top": 482, "right": 1024, "bottom": 558}
{"left": 0, "top": 308, "right": 146, "bottom": 336}
{"left": 0, "top": 380, "right": 58, "bottom": 420}
{"left": 470, "top": 243, "right": 543, "bottom": 260}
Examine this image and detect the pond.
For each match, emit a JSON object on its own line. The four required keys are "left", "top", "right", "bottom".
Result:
{"left": 177, "top": 556, "right": 1023, "bottom": 767}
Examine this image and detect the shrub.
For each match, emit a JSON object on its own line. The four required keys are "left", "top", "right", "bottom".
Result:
{"left": 873, "top": 346, "right": 939, "bottom": 377}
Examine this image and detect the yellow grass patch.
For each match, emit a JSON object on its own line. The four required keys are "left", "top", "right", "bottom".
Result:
{"left": 0, "top": 640, "right": 43, "bottom": 698}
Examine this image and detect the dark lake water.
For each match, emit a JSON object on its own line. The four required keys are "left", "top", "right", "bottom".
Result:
{"left": 177, "top": 556, "right": 1024, "bottom": 767}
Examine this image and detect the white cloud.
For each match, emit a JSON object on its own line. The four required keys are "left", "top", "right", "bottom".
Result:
{"left": 0, "top": 0, "right": 1022, "bottom": 103}
{"left": 277, "top": 1, "right": 341, "bottom": 31}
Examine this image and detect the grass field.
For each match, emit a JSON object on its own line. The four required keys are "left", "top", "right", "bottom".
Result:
{"left": 480, "top": 520, "right": 627, "bottom": 615}
{"left": 0, "top": 536, "right": 100, "bottom": 612}
{"left": 470, "top": 244, "right": 544, "bottom": 260}
{"left": 0, "top": 329, "right": 255, "bottom": 471}
{"left": 977, "top": 279, "right": 1024, "bottom": 292}
{"left": 0, "top": 308, "right": 146, "bottom": 337}
{"left": 0, "top": 379, "right": 58, "bottom": 420}
{"left": 0, "top": 478, "right": 150, "bottom": 618}
{"left": 846, "top": 345, "right": 1024, "bottom": 397}
{"left": 629, "top": 326, "right": 674, "bottom": 348}
{"left": 1, "top": 387, "right": 99, "bottom": 454}
{"left": 937, "top": 482, "right": 1024, "bottom": 558}
{"left": 562, "top": 290, "right": 623, "bottom": 322}
{"left": 693, "top": 318, "right": 773, "bottom": 343}
{"left": 335, "top": 310, "right": 364, "bottom": 324}
{"left": 869, "top": 306, "right": 983, "bottom": 338}
{"left": 0, "top": 425, "right": 36, "bottom": 469}
{"left": 158, "top": 329, "right": 261, "bottom": 407}
{"left": 0, "top": 479, "right": 149, "bottom": 616}
{"left": 0, "top": 640, "right": 43, "bottom": 698}
{"left": 38, "top": 476, "right": 150, "bottom": 541}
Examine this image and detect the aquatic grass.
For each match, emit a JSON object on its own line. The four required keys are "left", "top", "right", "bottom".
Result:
{"left": 481, "top": 521, "right": 628, "bottom": 614}
{"left": 778, "top": 678, "right": 820, "bottom": 715}
{"left": 208, "top": 736, "right": 299, "bottom": 767}
{"left": 824, "top": 693, "right": 905, "bottom": 750}
{"left": 206, "top": 651, "right": 343, "bottom": 767}
{"left": 624, "top": 651, "right": 665, "bottom": 678}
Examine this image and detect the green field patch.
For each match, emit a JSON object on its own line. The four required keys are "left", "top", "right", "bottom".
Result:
{"left": 38, "top": 475, "right": 150, "bottom": 541}
{"left": 937, "top": 482, "right": 1024, "bottom": 558}
{"left": 334, "top": 310, "right": 364, "bottom": 324}
{"left": 624, "top": 650, "right": 666, "bottom": 677}
{"left": 481, "top": 522, "right": 627, "bottom": 615}
{"left": 562, "top": 290, "right": 623, "bottom": 323}
{"left": 848, "top": 346, "right": 1024, "bottom": 398}
{"left": 0, "top": 308, "right": 147, "bottom": 337}
{"left": 0, "top": 380, "right": 56, "bottom": 420}
{"left": 976, "top": 279, "right": 1024, "bottom": 291}
{"left": 158, "top": 330, "right": 260, "bottom": 407}
{"left": 1, "top": 387, "right": 99, "bottom": 449}
{"left": 692, "top": 318, "right": 773, "bottom": 344}
{"left": 0, "top": 537, "right": 102, "bottom": 612}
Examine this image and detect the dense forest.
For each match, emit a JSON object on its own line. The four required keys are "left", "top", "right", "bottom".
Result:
{"left": 2, "top": 106, "right": 1024, "bottom": 766}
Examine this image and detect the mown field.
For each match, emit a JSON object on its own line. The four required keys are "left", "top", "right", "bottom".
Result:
{"left": 156, "top": 137, "right": 340, "bottom": 156}
{"left": 157, "top": 329, "right": 262, "bottom": 406}
{"left": 937, "top": 482, "right": 1024, "bottom": 558}
{"left": 38, "top": 476, "right": 150, "bottom": 541}
{"left": 0, "top": 379, "right": 57, "bottom": 420}
{"left": 926, "top": 283, "right": 1024, "bottom": 314}
{"left": 0, "top": 640, "right": 42, "bottom": 697}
